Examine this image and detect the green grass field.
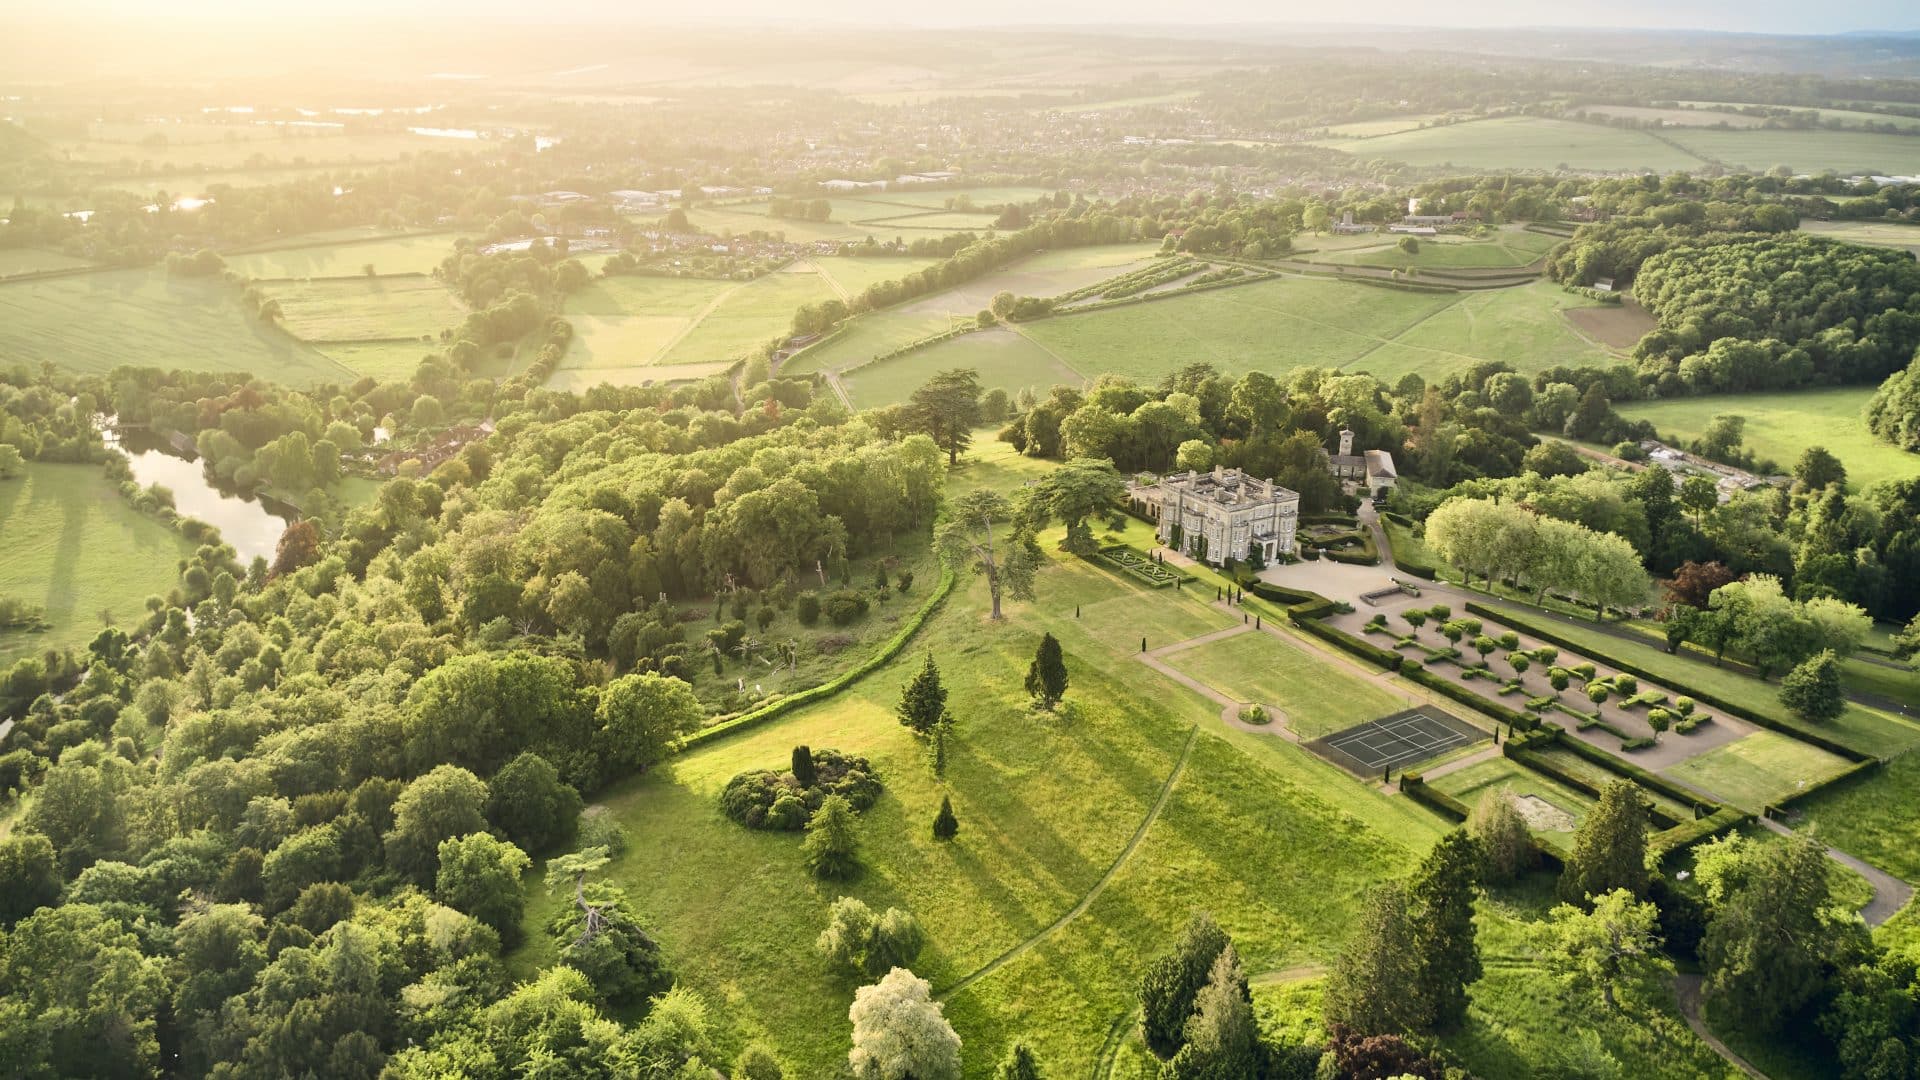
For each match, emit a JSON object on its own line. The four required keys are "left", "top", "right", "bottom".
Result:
{"left": 1794, "top": 754, "right": 1920, "bottom": 882}
{"left": 1677, "top": 102, "right": 1920, "bottom": 132}
{"left": 1660, "top": 128, "right": 1920, "bottom": 174}
{"left": 513, "top": 543, "right": 1446, "bottom": 1074}
{"left": 1010, "top": 277, "right": 1614, "bottom": 390}
{"left": 812, "top": 255, "right": 944, "bottom": 299}
{"left": 1801, "top": 219, "right": 1920, "bottom": 256}
{"left": 1318, "top": 116, "right": 1707, "bottom": 172}
{"left": 1429, "top": 757, "right": 1596, "bottom": 844}
{"left": 0, "top": 248, "right": 95, "bottom": 277}
{"left": 1577, "top": 105, "right": 1769, "bottom": 128}
{"left": 558, "top": 275, "right": 735, "bottom": 372}
{"left": 0, "top": 463, "right": 196, "bottom": 666}
{"left": 1321, "top": 114, "right": 1448, "bottom": 137}
{"left": 857, "top": 210, "right": 1005, "bottom": 230}
{"left": 0, "top": 269, "right": 353, "bottom": 386}
{"left": 316, "top": 340, "right": 437, "bottom": 382}
{"left": 1660, "top": 731, "right": 1853, "bottom": 812}
{"left": 224, "top": 232, "right": 466, "bottom": 278}
{"left": 655, "top": 268, "right": 836, "bottom": 366}
{"left": 263, "top": 276, "right": 466, "bottom": 342}
{"left": 841, "top": 328, "right": 1083, "bottom": 409}
{"left": 1317, "top": 228, "right": 1561, "bottom": 270}
{"left": 1161, "top": 628, "right": 1410, "bottom": 739}
{"left": 785, "top": 244, "right": 1162, "bottom": 375}
{"left": 1616, "top": 388, "right": 1919, "bottom": 491}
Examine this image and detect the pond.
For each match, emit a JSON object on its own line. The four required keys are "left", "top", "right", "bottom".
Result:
{"left": 102, "top": 425, "right": 297, "bottom": 565}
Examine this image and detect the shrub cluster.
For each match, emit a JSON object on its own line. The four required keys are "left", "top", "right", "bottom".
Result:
{"left": 720, "top": 749, "right": 882, "bottom": 830}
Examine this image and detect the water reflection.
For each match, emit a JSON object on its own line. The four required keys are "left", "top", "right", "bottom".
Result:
{"left": 104, "top": 426, "right": 296, "bottom": 565}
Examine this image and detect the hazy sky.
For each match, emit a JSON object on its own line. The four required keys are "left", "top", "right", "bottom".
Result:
{"left": 32, "top": 0, "right": 1920, "bottom": 34}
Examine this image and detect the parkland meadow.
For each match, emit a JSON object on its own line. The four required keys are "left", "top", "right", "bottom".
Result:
{"left": 0, "top": 268, "right": 353, "bottom": 386}
{"left": 1616, "top": 387, "right": 1920, "bottom": 490}
{"left": 224, "top": 230, "right": 470, "bottom": 278}
{"left": 0, "top": 462, "right": 195, "bottom": 666}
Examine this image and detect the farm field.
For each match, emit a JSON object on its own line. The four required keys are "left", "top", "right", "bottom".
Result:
{"left": 1428, "top": 757, "right": 1594, "bottom": 844}
{"left": 654, "top": 268, "right": 836, "bottom": 366}
{"left": 679, "top": 204, "right": 872, "bottom": 243}
{"left": 1677, "top": 102, "right": 1920, "bottom": 131}
{"left": 1660, "top": 731, "right": 1854, "bottom": 812}
{"left": 50, "top": 130, "right": 463, "bottom": 171}
{"left": 556, "top": 275, "right": 734, "bottom": 372}
{"left": 1616, "top": 387, "right": 1920, "bottom": 490}
{"left": 859, "top": 186, "right": 1057, "bottom": 209}
{"left": 1316, "top": 116, "right": 1707, "bottom": 172}
{"left": 1660, "top": 128, "right": 1920, "bottom": 174}
{"left": 785, "top": 243, "right": 1162, "bottom": 375}
{"left": 810, "top": 255, "right": 943, "bottom": 298}
{"left": 224, "top": 231, "right": 467, "bottom": 278}
{"left": 1321, "top": 113, "right": 1447, "bottom": 137}
{"left": 841, "top": 328, "right": 1082, "bottom": 409}
{"left": 1160, "top": 627, "right": 1411, "bottom": 740}
{"left": 0, "top": 248, "right": 95, "bottom": 277}
{"left": 1575, "top": 105, "right": 1769, "bottom": 128}
{"left": 1801, "top": 218, "right": 1920, "bottom": 256}
{"left": 858, "top": 210, "right": 1004, "bottom": 230}
{"left": 1015, "top": 277, "right": 1615, "bottom": 388}
{"left": 0, "top": 268, "right": 353, "bottom": 386}
{"left": 0, "top": 462, "right": 197, "bottom": 666}
{"left": 512, "top": 534, "right": 1448, "bottom": 1074}
{"left": 1315, "top": 227, "right": 1562, "bottom": 269}
{"left": 315, "top": 340, "right": 437, "bottom": 382}
{"left": 262, "top": 276, "right": 466, "bottom": 342}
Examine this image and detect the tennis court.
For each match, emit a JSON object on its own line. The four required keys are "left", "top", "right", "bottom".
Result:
{"left": 1308, "top": 707, "right": 1487, "bottom": 777}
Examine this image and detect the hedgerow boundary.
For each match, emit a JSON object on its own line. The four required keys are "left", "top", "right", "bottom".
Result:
{"left": 679, "top": 568, "right": 956, "bottom": 751}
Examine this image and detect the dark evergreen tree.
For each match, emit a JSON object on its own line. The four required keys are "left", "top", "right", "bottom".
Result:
{"left": 897, "top": 653, "right": 948, "bottom": 734}
{"left": 1138, "top": 911, "right": 1230, "bottom": 1059}
{"left": 1025, "top": 632, "right": 1068, "bottom": 710}
{"left": 1560, "top": 781, "right": 1648, "bottom": 904}
{"left": 994, "top": 1040, "right": 1045, "bottom": 1080}
{"left": 932, "top": 795, "right": 958, "bottom": 841}
{"left": 1323, "top": 882, "right": 1428, "bottom": 1036}
{"left": 792, "top": 745, "right": 818, "bottom": 788}
{"left": 1406, "top": 830, "right": 1482, "bottom": 1033}
{"left": 1162, "top": 945, "right": 1259, "bottom": 1079}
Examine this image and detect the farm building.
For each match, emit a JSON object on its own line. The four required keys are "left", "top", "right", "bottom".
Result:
{"left": 1128, "top": 466, "right": 1301, "bottom": 566}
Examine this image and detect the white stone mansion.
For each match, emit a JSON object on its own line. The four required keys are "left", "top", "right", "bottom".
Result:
{"left": 1127, "top": 467, "right": 1300, "bottom": 566}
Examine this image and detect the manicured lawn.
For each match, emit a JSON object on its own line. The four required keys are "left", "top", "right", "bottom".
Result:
{"left": 841, "top": 328, "right": 1083, "bottom": 409}
{"left": 1523, "top": 746, "right": 1697, "bottom": 823}
{"left": 0, "top": 269, "right": 353, "bottom": 386}
{"left": 1616, "top": 387, "right": 1919, "bottom": 491}
{"left": 1162, "top": 628, "right": 1408, "bottom": 739}
{"left": 1486, "top": 604, "right": 1920, "bottom": 759}
{"left": 1794, "top": 754, "right": 1920, "bottom": 881}
{"left": 224, "top": 231, "right": 467, "bottom": 278}
{"left": 0, "top": 463, "right": 196, "bottom": 665}
{"left": 1660, "top": 731, "right": 1853, "bottom": 812}
{"left": 1317, "top": 116, "right": 1707, "bottom": 172}
{"left": 263, "top": 275, "right": 466, "bottom": 342}
{"left": 1429, "top": 757, "right": 1595, "bottom": 844}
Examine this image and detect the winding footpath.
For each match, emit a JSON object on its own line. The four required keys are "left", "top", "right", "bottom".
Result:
{"left": 935, "top": 725, "right": 1200, "bottom": 1001}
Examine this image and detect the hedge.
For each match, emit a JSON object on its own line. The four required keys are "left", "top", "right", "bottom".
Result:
{"left": 680, "top": 569, "right": 956, "bottom": 750}
{"left": 1767, "top": 757, "right": 1883, "bottom": 816}
{"left": 1650, "top": 807, "right": 1750, "bottom": 860}
{"left": 1294, "top": 616, "right": 1403, "bottom": 672}
{"left": 1400, "top": 663, "right": 1536, "bottom": 730}
{"left": 1400, "top": 772, "right": 1469, "bottom": 822}
{"left": 1505, "top": 745, "right": 1681, "bottom": 829}
{"left": 1462, "top": 601, "right": 1877, "bottom": 764}
{"left": 1542, "top": 725, "right": 1719, "bottom": 817}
